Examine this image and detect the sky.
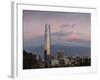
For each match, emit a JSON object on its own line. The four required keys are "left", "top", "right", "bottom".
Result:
{"left": 23, "top": 10, "right": 91, "bottom": 56}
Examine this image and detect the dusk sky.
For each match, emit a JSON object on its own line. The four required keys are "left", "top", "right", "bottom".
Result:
{"left": 23, "top": 10, "right": 91, "bottom": 56}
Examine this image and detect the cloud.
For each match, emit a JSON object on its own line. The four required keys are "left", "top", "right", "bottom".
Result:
{"left": 60, "top": 24, "right": 76, "bottom": 28}
{"left": 64, "top": 33, "right": 80, "bottom": 41}
{"left": 51, "top": 31, "right": 72, "bottom": 37}
{"left": 51, "top": 29, "right": 81, "bottom": 42}
{"left": 51, "top": 30, "right": 90, "bottom": 45}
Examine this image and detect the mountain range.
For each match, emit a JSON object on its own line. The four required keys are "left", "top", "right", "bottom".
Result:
{"left": 24, "top": 44, "right": 90, "bottom": 57}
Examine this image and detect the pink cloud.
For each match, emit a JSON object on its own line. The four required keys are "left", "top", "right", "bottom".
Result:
{"left": 62, "top": 33, "right": 80, "bottom": 41}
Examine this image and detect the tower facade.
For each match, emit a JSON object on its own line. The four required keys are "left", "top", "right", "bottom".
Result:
{"left": 44, "top": 24, "right": 51, "bottom": 67}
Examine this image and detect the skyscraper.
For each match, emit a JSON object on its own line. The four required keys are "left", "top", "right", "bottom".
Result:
{"left": 44, "top": 24, "right": 51, "bottom": 67}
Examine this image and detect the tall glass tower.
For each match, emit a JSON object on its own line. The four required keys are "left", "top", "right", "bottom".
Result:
{"left": 44, "top": 24, "right": 51, "bottom": 67}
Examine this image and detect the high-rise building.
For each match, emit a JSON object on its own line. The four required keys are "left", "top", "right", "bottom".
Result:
{"left": 44, "top": 24, "right": 51, "bottom": 67}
